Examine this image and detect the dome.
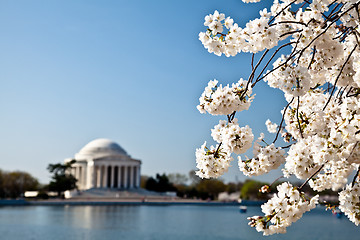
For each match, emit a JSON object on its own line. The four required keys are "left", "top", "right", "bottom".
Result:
{"left": 77, "top": 138, "right": 128, "bottom": 158}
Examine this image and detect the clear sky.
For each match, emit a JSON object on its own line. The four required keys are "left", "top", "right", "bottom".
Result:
{"left": 0, "top": 0, "right": 287, "bottom": 184}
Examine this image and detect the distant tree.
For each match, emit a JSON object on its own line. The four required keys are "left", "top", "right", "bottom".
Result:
{"left": 188, "top": 170, "right": 201, "bottom": 186}
{"left": 140, "top": 175, "right": 149, "bottom": 189}
{"left": 0, "top": 170, "right": 39, "bottom": 199}
{"left": 167, "top": 173, "right": 188, "bottom": 186}
{"left": 196, "top": 179, "right": 226, "bottom": 200}
{"left": 240, "top": 180, "right": 270, "bottom": 201}
{"left": 145, "top": 173, "right": 176, "bottom": 192}
{"left": 0, "top": 170, "right": 5, "bottom": 198}
{"left": 145, "top": 177, "right": 157, "bottom": 191}
{"left": 225, "top": 182, "right": 239, "bottom": 194}
{"left": 47, "top": 159, "right": 77, "bottom": 197}
{"left": 174, "top": 184, "right": 196, "bottom": 198}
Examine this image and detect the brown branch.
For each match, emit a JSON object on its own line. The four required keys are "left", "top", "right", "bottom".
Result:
{"left": 269, "top": 175, "right": 284, "bottom": 188}
{"left": 257, "top": 49, "right": 301, "bottom": 82}
{"left": 323, "top": 44, "right": 358, "bottom": 111}
{"left": 257, "top": 34, "right": 303, "bottom": 83}
{"left": 269, "top": 20, "right": 307, "bottom": 27}
{"left": 299, "top": 164, "right": 325, "bottom": 190}
{"left": 252, "top": 41, "right": 295, "bottom": 87}
{"left": 298, "top": 3, "right": 357, "bottom": 61}
{"left": 268, "top": 0, "right": 297, "bottom": 25}
{"left": 352, "top": 166, "right": 360, "bottom": 187}
{"left": 273, "top": 97, "right": 295, "bottom": 143}
{"left": 213, "top": 142, "right": 222, "bottom": 158}
{"left": 251, "top": 53, "right": 255, "bottom": 72}
{"left": 279, "top": 29, "right": 303, "bottom": 39}
{"left": 308, "top": 45, "right": 316, "bottom": 70}
{"left": 280, "top": 143, "right": 293, "bottom": 149}
{"left": 240, "top": 49, "right": 270, "bottom": 100}
{"left": 346, "top": 86, "right": 354, "bottom": 97}
{"left": 324, "top": 2, "right": 343, "bottom": 22}
{"left": 296, "top": 96, "right": 304, "bottom": 139}
{"left": 336, "top": 86, "right": 346, "bottom": 103}
{"left": 227, "top": 111, "right": 236, "bottom": 123}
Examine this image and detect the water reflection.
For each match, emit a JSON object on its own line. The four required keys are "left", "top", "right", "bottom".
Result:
{"left": 55, "top": 205, "right": 142, "bottom": 230}
{"left": 0, "top": 205, "right": 358, "bottom": 240}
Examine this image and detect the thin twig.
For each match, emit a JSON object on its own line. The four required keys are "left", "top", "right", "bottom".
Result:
{"left": 213, "top": 142, "right": 222, "bottom": 158}
{"left": 268, "top": 0, "right": 297, "bottom": 25}
{"left": 323, "top": 44, "right": 358, "bottom": 110}
{"left": 308, "top": 46, "right": 316, "bottom": 70}
{"left": 273, "top": 97, "right": 294, "bottom": 143}
{"left": 299, "top": 164, "right": 325, "bottom": 190}
{"left": 280, "top": 29, "right": 303, "bottom": 38}
{"left": 240, "top": 49, "right": 270, "bottom": 100}
{"left": 296, "top": 96, "right": 304, "bottom": 138}
{"left": 251, "top": 53, "right": 255, "bottom": 72}
{"left": 280, "top": 144, "right": 293, "bottom": 149}
{"left": 352, "top": 166, "right": 360, "bottom": 187}
{"left": 298, "top": 3, "right": 357, "bottom": 61}
{"left": 252, "top": 41, "right": 295, "bottom": 87}
{"left": 269, "top": 175, "right": 284, "bottom": 188}
{"left": 269, "top": 21, "right": 307, "bottom": 27}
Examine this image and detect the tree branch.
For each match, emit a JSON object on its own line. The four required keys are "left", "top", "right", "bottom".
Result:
{"left": 299, "top": 164, "right": 325, "bottom": 190}
{"left": 323, "top": 44, "right": 358, "bottom": 110}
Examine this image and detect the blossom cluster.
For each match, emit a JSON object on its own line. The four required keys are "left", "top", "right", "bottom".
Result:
{"left": 196, "top": 0, "right": 360, "bottom": 234}
{"left": 339, "top": 183, "right": 360, "bottom": 226}
{"left": 195, "top": 142, "right": 233, "bottom": 179}
{"left": 282, "top": 92, "right": 360, "bottom": 192}
{"left": 197, "top": 78, "right": 254, "bottom": 115}
{"left": 211, "top": 118, "right": 254, "bottom": 154}
{"left": 248, "top": 182, "right": 319, "bottom": 235}
{"left": 264, "top": 56, "right": 312, "bottom": 97}
{"left": 199, "top": 8, "right": 279, "bottom": 56}
{"left": 239, "top": 134, "right": 285, "bottom": 176}
{"left": 265, "top": 119, "right": 277, "bottom": 134}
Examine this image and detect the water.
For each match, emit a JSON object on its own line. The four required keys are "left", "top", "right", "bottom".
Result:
{"left": 0, "top": 205, "right": 359, "bottom": 240}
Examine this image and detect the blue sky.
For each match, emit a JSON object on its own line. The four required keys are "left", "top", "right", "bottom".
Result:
{"left": 0, "top": 0, "right": 287, "bottom": 184}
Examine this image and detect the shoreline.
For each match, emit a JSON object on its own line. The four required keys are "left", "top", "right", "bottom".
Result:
{"left": 0, "top": 199, "right": 265, "bottom": 206}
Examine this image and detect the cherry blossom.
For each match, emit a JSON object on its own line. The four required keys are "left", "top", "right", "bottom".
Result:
{"left": 196, "top": 0, "right": 360, "bottom": 234}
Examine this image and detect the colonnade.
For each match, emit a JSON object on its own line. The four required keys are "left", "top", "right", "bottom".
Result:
{"left": 72, "top": 164, "right": 140, "bottom": 189}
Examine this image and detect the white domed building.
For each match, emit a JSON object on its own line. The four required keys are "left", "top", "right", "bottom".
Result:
{"left": 65, "top": 138, "right": 141, "bottom": 190}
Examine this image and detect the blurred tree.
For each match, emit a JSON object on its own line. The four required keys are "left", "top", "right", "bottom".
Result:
{"left": 145, "top": 173, "right": 176, "bottom": 192}
{"left": 188, "top": 170, "right": 201, "bottom": 186}
{"left": 167, "top": 173, "right": 188, "bottom": 185}
{"left": 140, "top": 175, "right": 149, "bottom": 188}
{"left": 240, "top": 179, "right": 270, "bottom": 200}
{"left": 47, "top": 159, "right": 77, "bottom": 197}
{"left": 226, "top": 182, "right": 238, "bottom": 194}
{"left": 196, "top": 179, "right": 226, "bottom": 200}
{"left": 0, "top": 170, "right": 39, "bottom": 199}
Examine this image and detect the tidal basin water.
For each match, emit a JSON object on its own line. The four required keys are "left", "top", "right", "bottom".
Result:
{"left": 0, "top": 205, "right": 359, "bottom": 240}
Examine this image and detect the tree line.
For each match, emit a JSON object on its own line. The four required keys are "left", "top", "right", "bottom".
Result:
{"left": 0, "top": 169, "right": 39, "bottom": 198}
{"left": 142, "top": 171, "right": 340, "bottom": 201}
{"left": 142, "top": 171, "right": 269, "bottom": 200}
{"left": 0, "top": 163, "right": 340, "bottom": 201}
{"left": 0, "top": 161, "right": 77, "bottom": 199}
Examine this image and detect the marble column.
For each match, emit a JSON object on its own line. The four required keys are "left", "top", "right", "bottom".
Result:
{"left": 132, "top": 166, "right": 137, "bottom": 188}
{"left": 123, "top": 166, "right": 128, "bottom": 188}
{"left": 84, "top": 161, "right": 91, "bottom": 189}
{"left": 92, "top": 166, "right": 96, "bottom": 188}
{"left": 136, "top": 165, "right": 141, "bottom": 188}
{"left": 118, "top": 166, "right": 122, "bottom": 188}
{"left": 96, "top": 166, "right": 100, "bottom": 188}
{"left": 103, "top": 165, "right": 108, "bottom": 188}
{"left": 111, "top": 166, "right": 115, "bottom": 188}
{"left": 129, "top": 166, "right": 134, "bottom": 188}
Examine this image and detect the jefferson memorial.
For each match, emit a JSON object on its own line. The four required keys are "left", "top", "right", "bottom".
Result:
{"left": 65, "top": 138, "right": 141, "bottom": 190}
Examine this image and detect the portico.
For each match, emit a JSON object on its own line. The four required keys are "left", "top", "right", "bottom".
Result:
{"left": 65, "top": 138, "right": 141, "bottom": 190}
